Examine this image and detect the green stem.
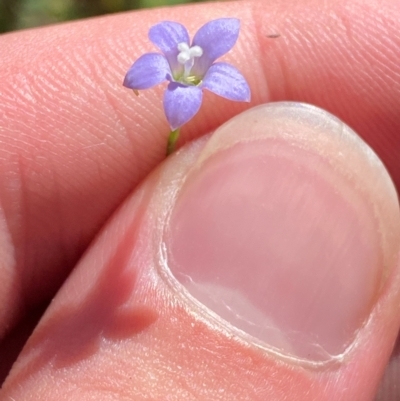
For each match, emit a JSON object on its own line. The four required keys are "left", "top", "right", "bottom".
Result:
{"left": 166, "top": 128, "right": 180, "bottom": 156}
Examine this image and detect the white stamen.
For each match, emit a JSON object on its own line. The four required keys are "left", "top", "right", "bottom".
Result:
{"left": 177, "top": 52, "right": 191, "bottom": 64}
{"left": 176, "top": 42, "right": 204, "bottom": 80}
{"left": 177, "top": 42, "right": 190, "bottom": 52}
{"left": 189, "top": 45, "right": 203, "bottom": 58}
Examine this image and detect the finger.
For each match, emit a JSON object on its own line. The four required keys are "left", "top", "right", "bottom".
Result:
{"left": 2, "top": 103, "right": 399, "bottom": 400}
{"left": 1, "top": 0, "right": 400, "bottom": 338}
{"left": 377, "top": 337, "right": 400, "bottom": 400}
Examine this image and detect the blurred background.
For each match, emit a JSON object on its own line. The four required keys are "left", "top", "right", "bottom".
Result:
{"left": 0, "top": 0, "right": 205, "bottom": 33}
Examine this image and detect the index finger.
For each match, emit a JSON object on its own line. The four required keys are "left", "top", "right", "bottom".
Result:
{"left": 0, "top": 0, "right": 399, "bottom": 338}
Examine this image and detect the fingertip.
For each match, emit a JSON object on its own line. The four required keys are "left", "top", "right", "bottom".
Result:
{"left": 3, "top": 103, "right": 399, "bottom": 401}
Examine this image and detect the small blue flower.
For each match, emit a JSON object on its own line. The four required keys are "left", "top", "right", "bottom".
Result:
{"left": 123, "top": 18, "right": 251, "bottom": 132}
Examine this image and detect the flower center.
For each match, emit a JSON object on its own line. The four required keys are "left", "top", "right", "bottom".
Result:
{"left": 177, "top": 42, "right": 203, "bottom": 84}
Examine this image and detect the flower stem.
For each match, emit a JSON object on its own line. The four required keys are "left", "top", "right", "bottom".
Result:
{"left": 166, "top": 128, "right": 180, "bottom": 156}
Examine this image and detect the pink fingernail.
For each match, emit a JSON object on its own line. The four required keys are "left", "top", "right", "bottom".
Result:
{"left": 164, "top": 103, "right": 400, "bottom": 362}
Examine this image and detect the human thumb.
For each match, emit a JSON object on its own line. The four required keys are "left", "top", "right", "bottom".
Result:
{"left": 2, "top": 102, "right": 400, "bottom": 401}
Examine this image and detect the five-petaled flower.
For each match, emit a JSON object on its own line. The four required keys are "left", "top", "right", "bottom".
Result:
{"left": 123, "top": 18, "right": 251, "bottom": 132}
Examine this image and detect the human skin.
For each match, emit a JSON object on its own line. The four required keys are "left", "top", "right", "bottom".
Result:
{"left": 0, "top": 0, "right": 400, "bottom": 400}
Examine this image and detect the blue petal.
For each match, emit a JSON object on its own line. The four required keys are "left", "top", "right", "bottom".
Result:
{"left": 149, "top": 21, "right": 189, "bottom": 75}
{"left": 163, "top": 83, "right": 203, "bottom": 130}
{"left": 192, "top": 18, "right": 240, "bottom": 77}
{"left": 202, "top": 62, "right": 251, "bottom": 102}
{"left": 123, "top": 53, "right": 171, "bottom": 89}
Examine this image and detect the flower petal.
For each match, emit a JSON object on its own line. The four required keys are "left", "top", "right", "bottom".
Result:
{"left": 202, "top": 62, "right": 251, "bottom": 102}
{"left": 123, "top": 53, "right": 171, "bottom": 90}
{"left": 149, "top": 21, "right": 189, "bottom": 74}
{"left": 163, "top": 83, "right": 203, "bottom": 130}
{"left": 192, "top": 18, "right": 240, "bottom": 76}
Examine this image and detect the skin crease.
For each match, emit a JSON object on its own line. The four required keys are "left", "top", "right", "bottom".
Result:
{"left": 0, "top": 0, "right": 399, "bottom": 399}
